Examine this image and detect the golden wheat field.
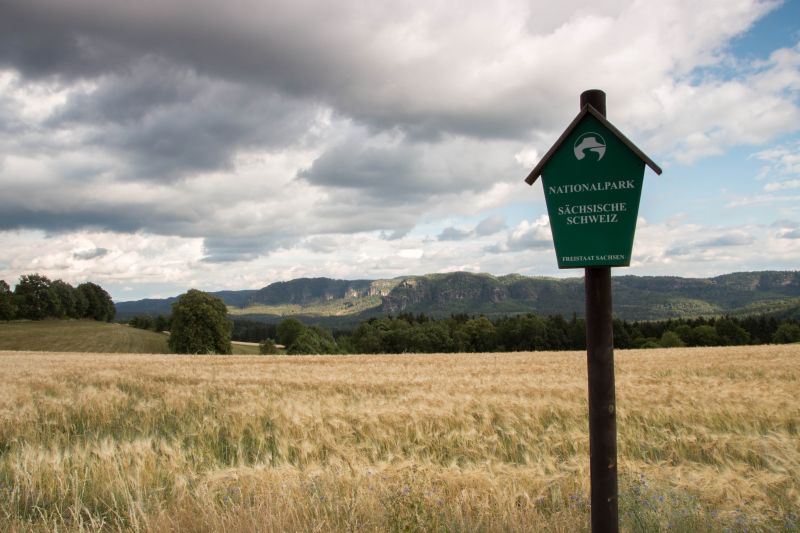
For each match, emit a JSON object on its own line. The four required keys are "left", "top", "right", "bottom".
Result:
{"left": 0, "top": 346, "right": 798, "bottom": 532}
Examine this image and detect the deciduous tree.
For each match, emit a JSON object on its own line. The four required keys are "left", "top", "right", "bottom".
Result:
{"left": 76, "top": 282, "right": 115, "bottom": 322}
{"left": 50, "top": 280, "right": 78, "bottom": 318}
{"left": 14, "top": 274, "right": 58, "bottom": 320}
{"left": 277, "top": 318, "right": 306, "bottom": 347}
{"left": 168, "top": 289, "right": 232, "bottom": 354}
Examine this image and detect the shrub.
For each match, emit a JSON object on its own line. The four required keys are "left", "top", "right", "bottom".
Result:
{"left": 259, "top": 339, "right": 281, "bottom": 355}
{"left": 659, "top": 331, "right": 685, "bottom": 348}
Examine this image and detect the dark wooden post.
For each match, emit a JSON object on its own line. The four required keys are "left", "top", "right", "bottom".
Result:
{"left": 581, "top": 89, "right": 619, "bottom": 533}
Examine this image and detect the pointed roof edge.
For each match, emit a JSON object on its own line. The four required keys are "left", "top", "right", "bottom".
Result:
{"left": 524, "top": 104, "right": 662, "bottom": 185}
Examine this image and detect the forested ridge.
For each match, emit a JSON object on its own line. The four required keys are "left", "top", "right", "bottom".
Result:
{"left": 116, "top": 270, "right": 800, "bottom": 324}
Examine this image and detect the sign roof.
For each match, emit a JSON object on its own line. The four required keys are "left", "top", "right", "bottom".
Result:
{"left": 525, "top": 104, "right": 662, "bottom": 185}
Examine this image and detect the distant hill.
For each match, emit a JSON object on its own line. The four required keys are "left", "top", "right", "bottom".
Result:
{"left": 115, "top": 270, "right": 800, "bottom": 325}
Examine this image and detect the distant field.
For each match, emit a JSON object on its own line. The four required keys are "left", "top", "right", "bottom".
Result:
{"left": 230, "top": 341, "right": 261, "bottom": 355}
{"left": 1, "top": 346, "right": 798, "bottom": 532}
{"left": 0, "top": 320, "right": 261, "bottom": 355}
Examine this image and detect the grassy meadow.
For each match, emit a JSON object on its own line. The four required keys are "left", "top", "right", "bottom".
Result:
{"left": 0, "top": 320, "right": 261, "bottom": 355}
{"left": 0, "top": 346, "right": 798, "bottom": 532}
{"left": 0, "top": 320, "right": 170, "bottom": 354}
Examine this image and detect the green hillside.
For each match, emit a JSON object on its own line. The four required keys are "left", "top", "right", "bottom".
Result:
{"left": 381, "top": 271, "right": 800, "bottom": 320}
{"left": 227, "top": 294, "right": 384, "bottom": 317}
{"left": 0, "top": 320, "right": 170, "bottom": 353}
{"left": 0, "top": 320, "right": 258, "bottom": 354}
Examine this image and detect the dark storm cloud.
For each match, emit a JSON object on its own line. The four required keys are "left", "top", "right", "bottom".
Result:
{"left": 0, "top": 0, "right": 557, "bottom": 142}
{"left": 298, "top": 138, "right": 422, "bottom": 202}
{"left": 0, "top": 0, "right": 551, "bottom": 256}
{"left": 0, "top": 1, "right": 127, "bottom": 80}
{"left": 0, "top": 180, "right": 297, "bottom": 260}
{"left": 0, "top": 200, "right": 184, "bottom": 235}
{"left": 201, "top": 233, "right": 295, "bottom": 263}
{"left": 298, "top": 129, "right": 517, "bottom": 203}
{"left": 47, "top": 60, "right": 196, "bottom": 126}
{"left": 43, "top": 62, "right": 321, "bottom": 181}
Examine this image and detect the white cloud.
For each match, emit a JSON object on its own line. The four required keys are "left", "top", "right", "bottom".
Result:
{"left": 638, "top": 46, "right": 800, "bottom": 163}
{"left": 1, "top": 0, "right": 799, "bottom": 298}
{"left": 0, "top": 229, "right": 205, "bottom": 288}
{"left": 754, "top": 139, "right": 800, "bottom": 191}
{"left": 485, "top": 216, "right": 553, "bottom": 253}
{"left": 726, "top": 194, "right": 800, "bottom": 207}
{"left": 630, "top": 219, "right": 800, "bottom": 275}
{"left": 765, "top": 179, "right": 800, "bottom": 191}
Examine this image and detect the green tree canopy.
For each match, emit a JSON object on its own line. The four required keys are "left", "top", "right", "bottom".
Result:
{"left": 287, "top": 327, "right": 338, "bottom": 355}
{"left": 14, "top": 274, "right": 58, "bottom": 320}
{"left": 275, "top": 318, "right": 339, "bottom": 355}
{"left": 76, "top": 282, "right": 115, "bottom": 322}
{"left": 277, "top": 317, "right": 306, "bottom": 347}
{"left": 129, "top": 315, "right": 155, "bottom": 330}
{"left": 773, "top": 323, "right": 800, "bottom": 344}
{"left": 689, "top": 325, "right": 720, "bottom": 347}
{"left": 0, "top": 280, "right": 16, "bottom": 320}
{"left": 154, "top": 315, "right": 170, "bottom": 332}
{"left": 659, "top": 330, "right": 685, "bottom": 348}
{"left": 168, "top": 289, "right": 232, "bottom": 354}
{"left": 715, "top": 318, "right": 750, "bottom": 346}
{"left": 50, "top": 279, "right": 78, "bottom": 319}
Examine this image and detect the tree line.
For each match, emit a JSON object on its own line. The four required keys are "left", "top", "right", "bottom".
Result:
{"left": 129, "top": 313, "right": 277, "bottom": 343}
{"left": 124, "top": 289, "right": 800, "bottom": 356}
{"left": 270, "top": 312, "right": 800, "bottom": 355}
{"left": 0, "top": 274, "right": 115, "bottom": 322}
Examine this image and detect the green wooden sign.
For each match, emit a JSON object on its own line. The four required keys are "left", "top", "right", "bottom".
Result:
{"left": 525, "top": 105, "right": 662, "bottom": 268}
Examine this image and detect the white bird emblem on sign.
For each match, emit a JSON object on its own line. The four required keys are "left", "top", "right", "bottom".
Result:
{"left": 574, "top": 132, "right": 606, "bottom": 161}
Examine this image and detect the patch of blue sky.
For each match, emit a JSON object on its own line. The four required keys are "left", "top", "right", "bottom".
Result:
{"left": 728, "top": 0, "right": 800, "bottom": 59}
{"left": 641, "top": 145, "right": 780, "bottom": 226}
{"left": 684, "top": 1, "right": 797, "bottom": 85}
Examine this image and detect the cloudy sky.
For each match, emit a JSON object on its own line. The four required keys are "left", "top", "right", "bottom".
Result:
{"left": 1, "top": 0, "right": 799, "bottom": 301}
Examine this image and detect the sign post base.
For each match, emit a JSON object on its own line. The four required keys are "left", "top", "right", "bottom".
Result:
{"left": 585, "top": 265, "right": 618, "bottom": 533}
